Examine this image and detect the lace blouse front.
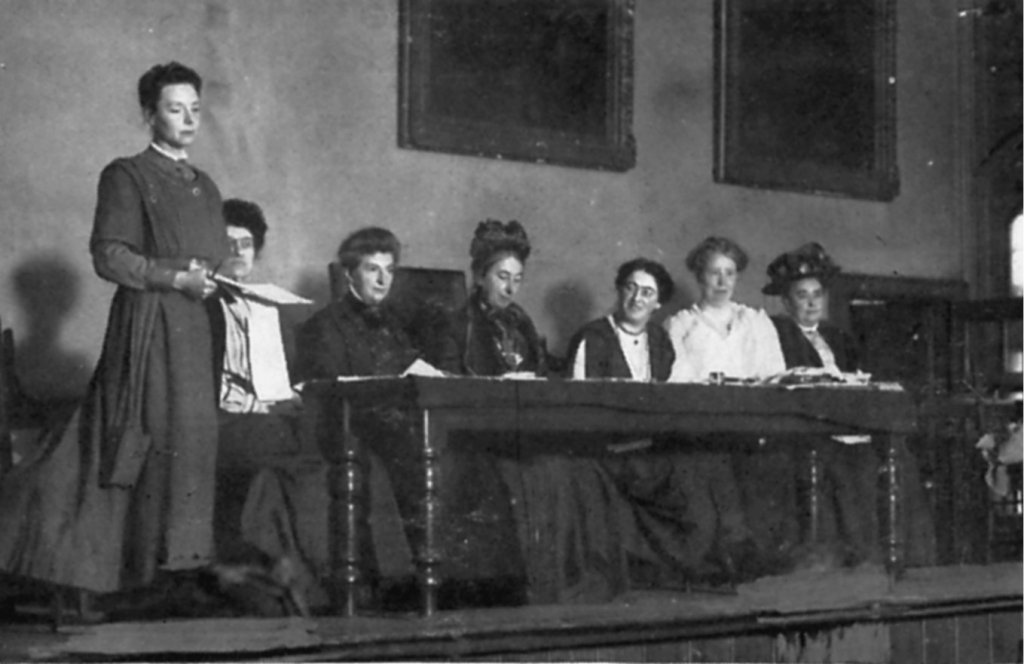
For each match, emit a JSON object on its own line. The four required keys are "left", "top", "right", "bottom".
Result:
{"left": 663, "top": 302, "right": 785, "bottom": 382}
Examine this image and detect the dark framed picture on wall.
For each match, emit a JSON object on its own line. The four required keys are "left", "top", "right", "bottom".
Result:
{"left": 398, "top": 0, "right": 636, "bottom": 172}
{"left": 713, "top": 0, "right": 899, "bottom": 201}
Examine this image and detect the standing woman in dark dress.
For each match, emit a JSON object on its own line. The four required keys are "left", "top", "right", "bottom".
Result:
{"left": 0, "top": 62, "right": 228, "bottom": 596}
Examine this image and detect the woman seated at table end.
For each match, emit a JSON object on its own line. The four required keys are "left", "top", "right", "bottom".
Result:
{"left": 763, "top": 242, "right": 935, "bottom": 568}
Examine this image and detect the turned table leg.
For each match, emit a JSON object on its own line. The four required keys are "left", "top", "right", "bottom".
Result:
{"left": 419, "top": 409, "right": 443, "bottom": 616}
{"left": 885, "top": 433, "right": 904, "bottom": 584}
{"left": 808, "top": 443, "right": 822, "bottom": 545}
{"left": 337, "top": 398, "right": 362, "bottom": 617}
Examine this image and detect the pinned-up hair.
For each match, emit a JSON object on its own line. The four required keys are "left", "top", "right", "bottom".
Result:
{"left": 138, "top": 61, "right": 203, "bottom": 115}
{"left": 337, "top": 227, "right": 401, "bottom": 271}
{"left": 469, "top": 219, "right": 531, "bottom": 277}
{"left": 222, "top": 199, "right": 268, "bottom": 252}
{"left": 685, "top": 236, "right": 749, "bottom": 276}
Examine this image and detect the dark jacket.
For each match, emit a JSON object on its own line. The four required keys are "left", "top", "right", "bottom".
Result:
{"left": 426, "top": 292, "right": 547, "bottom": 377}
{"left": 770, "top": 315, "right": 859, "bottom": 372}
{"left": 566, "top": 317, "right": 675, "bottom": 381}
{"left": 295, "top": 293, "right": 419, "bottom": 382}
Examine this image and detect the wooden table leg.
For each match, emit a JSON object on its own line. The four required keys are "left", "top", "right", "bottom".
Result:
{"left": 885, "top": 433, "right": 904, "bottom": 584}
{"left": 337, "top": 398, "right": 362, "bottom": 617}
{"left": 420, "top": 409, "right": 442, "bottom": 616}
{"left": 808, "top": 443, "right": 821, "bottom": 544}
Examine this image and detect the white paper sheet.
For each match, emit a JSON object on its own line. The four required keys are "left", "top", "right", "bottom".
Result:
{"left": 246, "top": 301, "right": 296, "bottom": 402}
{"left": 214, "top": 274, "right": 313, "bottom": 305}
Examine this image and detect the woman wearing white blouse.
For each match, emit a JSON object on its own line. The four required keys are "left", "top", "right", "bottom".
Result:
{"left": 664, "top": 236, "right": 785, "bottom": 382}
{"left": 660, "top": 237, "right": 792, "bottom": 581}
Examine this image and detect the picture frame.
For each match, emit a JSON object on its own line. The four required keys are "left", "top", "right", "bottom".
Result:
{"left": 398, "top": 0, "right": 636, "bottom": 172}
{"left": 713, "top": 0, "right": 899, "bottom": 201}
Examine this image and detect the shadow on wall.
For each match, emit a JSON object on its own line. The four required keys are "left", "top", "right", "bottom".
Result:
{"left": 294, "top": 266, "right": 332, "bottom": 308}
{"left": 12, "top": 254, "right": 92, "bottom": 401}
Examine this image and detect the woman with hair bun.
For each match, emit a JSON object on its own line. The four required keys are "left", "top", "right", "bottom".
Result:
{"left": 428, "top": 219, "right": 546, "bottom": 376}
{"left": 420, "top": 219, "right": 548, "bottom": 607}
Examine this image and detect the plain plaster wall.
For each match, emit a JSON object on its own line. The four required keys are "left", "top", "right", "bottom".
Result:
{"left": 0, "top": 0, "right": 963, "bottom": 398}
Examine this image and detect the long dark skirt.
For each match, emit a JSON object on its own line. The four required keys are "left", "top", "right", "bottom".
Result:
{"left": 0, "top": 290, "right": 219, "bottom": 593}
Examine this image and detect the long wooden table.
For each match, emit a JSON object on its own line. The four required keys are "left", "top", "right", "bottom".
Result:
{"left": 304, "top": 376, "right": 917, "bottom": 616}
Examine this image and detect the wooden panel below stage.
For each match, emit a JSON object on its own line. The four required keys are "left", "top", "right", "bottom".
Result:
{"left": 6, "top": 563, "right": 1021, "bottom": 662}
{"left": 480, "top": 613, "right": 1022, "bottom": 663}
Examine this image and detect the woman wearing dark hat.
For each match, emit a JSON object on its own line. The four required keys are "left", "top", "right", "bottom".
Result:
{"left": 758, "top": 243, "right": 871, "bottom": 567}
{"left": 763, "top": 243, "right": 935, "bottom": 567}
{"left": 763, "top": 242, "right": 858, "bottom": 373}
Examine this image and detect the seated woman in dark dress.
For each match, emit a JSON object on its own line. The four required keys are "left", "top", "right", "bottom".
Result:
{"left": 420, "top": 219, "right": 545, "bottom": 605}
{"left": 763, "top": 243, "right": 935, "bottom": 567}
{"left": 240, "top": 227, "right": 421, "bottom": 611}
{"left": 558, "top": 259, "right": 693, "bottom": 596}
{"left": 428, "top": 219, "right": 546, "bottom": 377}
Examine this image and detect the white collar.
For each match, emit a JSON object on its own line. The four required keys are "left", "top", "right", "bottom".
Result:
{"left": 798, "top": 323, "right": 820, "bottom": 333}
{"left": 150, "top": 142, "right": 188, "bottom": 162}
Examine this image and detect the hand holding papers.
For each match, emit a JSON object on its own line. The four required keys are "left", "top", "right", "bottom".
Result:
{"left": 213, "top": 273, "right": 313, "bottom": 306}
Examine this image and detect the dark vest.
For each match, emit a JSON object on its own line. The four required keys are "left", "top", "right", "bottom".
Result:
{"left": 770, "top": 315, "right": 859, "bottom": 373}
{"left": 567, "top": 317, "right": 675, "bottom": 382}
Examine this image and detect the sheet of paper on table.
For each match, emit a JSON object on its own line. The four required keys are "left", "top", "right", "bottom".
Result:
{"left": 401, "top": 358, "right": 447, "bottom": 377}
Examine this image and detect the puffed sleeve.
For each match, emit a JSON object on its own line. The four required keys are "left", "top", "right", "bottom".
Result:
{"left": 752, "top": 307, "right": 787, "bottom": 378}
{"left": 663, "top": 311, "right": 700, "bottom": 383}
{"left": 89, "top": 162, "right": 179, "bottom": 290}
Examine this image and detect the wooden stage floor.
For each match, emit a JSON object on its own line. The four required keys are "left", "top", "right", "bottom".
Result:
{"left": 2, "top": 562, "right": 1020, "bottom": 662}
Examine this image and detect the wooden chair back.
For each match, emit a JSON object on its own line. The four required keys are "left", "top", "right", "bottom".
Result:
{"left": 0, "top": 319, "right": 15, "bottom": 474}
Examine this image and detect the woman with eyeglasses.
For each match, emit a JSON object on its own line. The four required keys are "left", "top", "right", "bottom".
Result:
{"left": 568, "top": 257, "right": 675, "bottom": 381}
{"left": 541, "top": 258, "right": 712, "bottom": 598}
